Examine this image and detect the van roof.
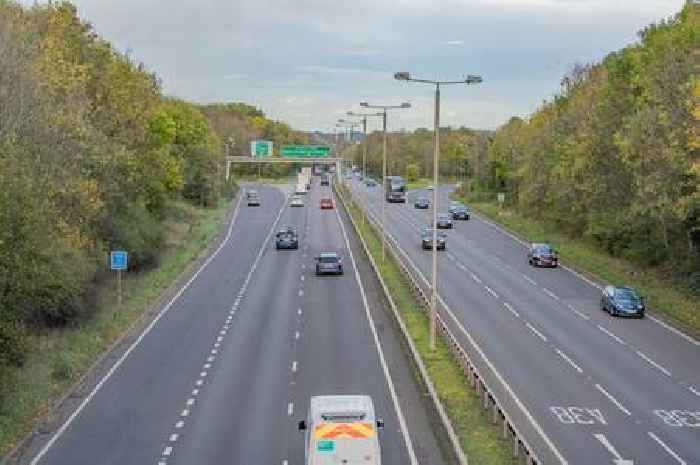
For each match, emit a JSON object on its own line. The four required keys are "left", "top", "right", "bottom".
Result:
{"left": 309, "top": 395, "right": 375, "bottom": 423}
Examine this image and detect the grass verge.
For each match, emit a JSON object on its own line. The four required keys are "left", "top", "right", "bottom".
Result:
{"left": 0, "top": 197, "right": 234, "bottom": 457}
{"left": 455, "top": 194, "right": 699, "bottom": 336}
{"left": 341, "top": 190, "right": 515, "bottom": 465}
{"left": 406, "top": 178, "right": 432, "bottom": 190}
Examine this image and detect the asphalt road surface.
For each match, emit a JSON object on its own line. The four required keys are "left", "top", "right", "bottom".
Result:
{"left": 348, "top": 178, "right": 699, "bottom": 465}
{"left": 19, "top": 183, "right": 448, "bottom": 465}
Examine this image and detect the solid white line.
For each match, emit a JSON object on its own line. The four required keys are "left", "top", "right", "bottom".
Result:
{"left": 503, "top": 302, "right": 520, "bottom": 317}
{"left": 522, "top": 274, "right": 537, "bottom": 286}
{"left": 526, "top": 322, "right": 548, "bottom": 342}
{"left": 636, "top": 351, "right": 672, "bottom": 377}
{"left": 596, "top": 325, "right": 626, "bottom": 345}
{"left": 595, "top": 384, "right": 631, "bottom": 416}
{"left": 648, "top": 316, "right": 700, "bottom": 346}
{"left": 484, "top": 286, "right": 499, "bottom": 299}
{"left": 27, "top": 194, "right": 246, "bottom": 465}
{"left": 648, "top": 432, "right": 687, "bottom": 465}
{"left": 543, "top": 288, "right": 560, "bottom": 301}
{"left": 287, "top": 402, "right": 294, "bottom": 416}
{"left": 334, "top": 203, "right": 419, "bottom": 465}
{"left": 291, "top": 361, "right": 298, "bottom": 372}
{"left": 688, "top": 386, "right": 700, "bottom": 397}
{"left": 169, "top": 434, "right": 178, "bottom": 442}
{"left": 555, "top": 348, "right": 583, "bottom": 373}
{"left": 163, "top": 446, "right": 173, "bottom": 456}
{"left": 175, "top": 420, "right": 184, "bottom": 429}
{"left": 593, "top": 433, "right": 622, "bottom": 460}
{"left": 360, "top": 202, "right": 567, "bottom": 465}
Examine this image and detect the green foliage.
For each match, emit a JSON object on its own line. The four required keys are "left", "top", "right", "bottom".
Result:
{"left": 109, "top": 203, "right": 164, "bottom": 269}
{"left": 483, "top": 4, "right": 699, "bottom": 281}
{"left": 405, "top": 163, "right": 420, "bottom": 182}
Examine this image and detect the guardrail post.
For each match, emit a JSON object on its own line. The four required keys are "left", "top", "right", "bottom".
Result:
{"left": 502, "top": 419, "right": 508, "bottom": 439}
{"left": 513, "top": 437, "right": 519, "bottom": 458}
{"left": 492, "top": 404, "right": 498, "bottom": 424}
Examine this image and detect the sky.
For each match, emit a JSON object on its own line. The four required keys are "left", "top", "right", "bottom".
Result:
{"left": 22, "top": 0, "right": 685, "bottom": 131}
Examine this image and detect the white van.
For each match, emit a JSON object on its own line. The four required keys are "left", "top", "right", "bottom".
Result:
{"left": 298, "top": 395, "right": 384, "bottom": 465}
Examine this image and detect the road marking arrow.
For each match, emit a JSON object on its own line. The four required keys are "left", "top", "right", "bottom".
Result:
{"left": 594, "top": 434, "right": 633, "bottom": 465}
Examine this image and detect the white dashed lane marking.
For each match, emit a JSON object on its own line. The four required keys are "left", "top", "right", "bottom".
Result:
{"left": 287, "top": 402, "right": 294, "bottom": 416}
{"left": 522, "top": 274, "right": 537, "bottom": 286}
{"left": 525, "top": 322, "right": 547, "bottom": 342}
{"left": 169, "top": 434, "right": 178, "bottom": 442}
{"left": 292, "top": 361, "right": 298, "bottom": 372}
{"left": 596, "top": 325, "right": 626, "bottom": 345}
{"left": 181, "top": 409, "right": 189, "bottom": 417}
{"left": 595, "top": 384, "right": 631, "bottom": 416}
{"left": 555, "top": 348, "right": 583, "bottom": 373}
{"left": 636, "top": 351, "right": 672, "bottom": 377}
{"left": 503, "top": 302, "right": 520, "bottom": 317}
{"left": 294, "top": 331, "right": 300, "bottom": 339}
{"left": 175, "top": 420, "right": 184, "bottom": 429}
{"left": 543, "top": 288, "right": 560, "bottom": 301}
{"left": 689, "top": 386, "right": 700, "bottom": 397}
{"left": 648, "top": 432, "right": 687, "bottom": 465}
{"left": 484, "top": 286, "right": 499, "bottom": 299}
{"left": 163, "top": 446, "right": 173, "bottom": 456}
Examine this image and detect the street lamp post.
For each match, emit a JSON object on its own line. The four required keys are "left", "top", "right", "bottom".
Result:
{"left": 360, "top": 101, "right": 411, "bottom": 262}
{"left": 336, "top": 120, "right": 362, "bottom": 184}
{"left": 345, "top": 111, "right": 383, "bottom": 224}
{"left": 395, "top": 71, "right": 482, "bottom": 350}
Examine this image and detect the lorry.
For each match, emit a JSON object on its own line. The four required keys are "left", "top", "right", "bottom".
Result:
{"left": 299, "top": 395, "right": 384, "bottom": 465}
{"left": 384, "top": 176, "right": 407, "bottom": 203}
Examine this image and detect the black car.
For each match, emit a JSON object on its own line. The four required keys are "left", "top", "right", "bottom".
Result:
{"left": 527, "top": 243, "right": 558, "bottom": 267}
{"left": 247, "top": 194, "right": 261, "bottom": 206}
{"left": 365, "top": 178, "right": 377, "bottom": 187}
{"left": 275, "top": 227, "right": 299, "bottom": 249}
{"left": 451, "top": 205, "right": 470, "bottom": 220}
{"left": 436, "top": 213, "right": 453, "bottom": 229}
{"left": 315, "top": 252, "right": 343, "bottom": 275}
{"left": 320, "top": 176, "right": 330, "bottom": 186}
{"left": 421, "top": 229, "right": 446, "bottom": 250}
{"left": 414, "top": 197, "right": 430, "bottom": 209}
{"left": 600, "top": 286, "right": 645, "bottom": 318}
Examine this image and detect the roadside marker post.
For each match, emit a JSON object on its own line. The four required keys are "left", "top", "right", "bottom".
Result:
{"left": 110, "top": 250, "right": 128, "bottom": 306}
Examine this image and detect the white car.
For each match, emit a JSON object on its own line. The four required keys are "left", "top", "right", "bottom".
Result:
{"left": 290, "top": 195, "right": 304, "bottom": 207}
{"left": 426, "top": 185, "right": 434, "bottom": 191}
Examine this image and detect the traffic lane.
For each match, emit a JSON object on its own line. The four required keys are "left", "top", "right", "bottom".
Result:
{"left": 354, "top": 186, "right": 686, "bottom": 465}
{"left": 359, "top": 197, "right": 618, "bottom": 465}
{"left": 30, "top": 186, "right": 286, "bottom": 465}
{"left": 334, "top": 191, "right": 451, "bottom": 465}
{"left": 416, "top": 186, "right": 700, "bottom": 389}
{"left": 288, "top": 187, "right": 412, "bottom": 465}
{"left": 168, "top": 192, "right": 306, "bottom": 465}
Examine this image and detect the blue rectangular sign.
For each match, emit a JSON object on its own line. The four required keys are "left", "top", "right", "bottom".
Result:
{"left": 110, "top": 251, "right": 128, "bottom": 271}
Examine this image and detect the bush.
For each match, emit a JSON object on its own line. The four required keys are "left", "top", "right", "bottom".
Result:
{"left": 109, "top": 203, "right": 164, "bottom": 270}
{"left": 406, "top": 163, "right": 420, "bottom": 182}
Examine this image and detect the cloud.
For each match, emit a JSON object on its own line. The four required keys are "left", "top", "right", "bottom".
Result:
{"left": 21, "top": 0, "right": 687, "bottom": 131}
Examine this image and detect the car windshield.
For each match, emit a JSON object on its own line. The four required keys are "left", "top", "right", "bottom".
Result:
{"left": 615, "top": 289, "right": 640, "bottom": 302}
{"left": 319, "top": 255, "right": 339, "bottom": 263}
{"left": 534, "top": 245, "right": 552, "bottom": 254}
{"left": 455, "top": 206, "right": 467, "bottom": 212}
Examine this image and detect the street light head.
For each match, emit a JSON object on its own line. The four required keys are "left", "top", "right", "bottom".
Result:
{"left": 466, "top": 74, "right": 483, "bottom": 84}
{"left": 360, "top": 102, "right": 369, "bottom": 107}
{"left": 394, "top": 71, "right": 410, "bottom": 81}
{"left": 401, "top": 102, "right": 411, "bottom": 108}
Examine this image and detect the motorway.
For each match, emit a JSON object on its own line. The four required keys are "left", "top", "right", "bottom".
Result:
{"left": 348, "top": 179, "right": 700, "bottom": 465}
{"left": 19, "top": 182, "right": 448, "bottom": 465}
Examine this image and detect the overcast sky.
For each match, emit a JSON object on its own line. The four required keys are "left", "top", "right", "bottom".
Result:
{"left": 24, "top": 0, "right": 685, "bottom": 131}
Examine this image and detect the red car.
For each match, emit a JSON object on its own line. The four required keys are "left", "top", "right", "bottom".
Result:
{"left": 320, "top": 198, "right": 334, "bottom": 209}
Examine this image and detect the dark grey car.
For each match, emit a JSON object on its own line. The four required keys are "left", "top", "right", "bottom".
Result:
{"left": 414, "top": 197, "right": 430, "bottom": 209}
{"left": 421, "top": 229, "right": 446, "bottom": 250}
{"left": 275, "top": 227, "right": 299, "bottom": 250}
{"left": 436, "top": 213, "right": 453, "bottom": 229}
{"left": 315, "top": 252, "right": 343, "bottom": 275}
{"left": 451, "top": 205, "right": 470, "bottom": 220}
{"left": 527, "top": 243, "right": 558, "bottom": 267}
{"left": 601, "top": 286, "right": 645, "bottom": 318}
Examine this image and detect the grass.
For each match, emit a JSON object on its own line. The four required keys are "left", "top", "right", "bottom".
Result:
{"left": 406, "top": 178, "right": 432, "bottom": 190}
{"left": 0, "top": 198, "right": 233, "bottom": 457}
{"left": 340, "top": 188, "right": 515, "bottom": 465}
{"left": 454, "top": 193, "right": 700, "bottom": 336}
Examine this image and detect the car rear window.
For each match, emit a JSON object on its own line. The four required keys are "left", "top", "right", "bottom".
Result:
{"left": 319, "top": 256, "right": 338, "bottom": 263}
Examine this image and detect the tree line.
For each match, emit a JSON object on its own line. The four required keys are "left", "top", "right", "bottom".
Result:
{"left": 0, "top": 1, "right": 294, "bottom": 384}
{"left": 349, "top": 4, "right": 698, "bottom": 292}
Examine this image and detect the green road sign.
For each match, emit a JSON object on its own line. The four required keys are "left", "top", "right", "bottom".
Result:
{"left": 250, "top": 140, "right": 273, "bottom": 157}
{"left": 280, "top": 145, "right": 331, "bottom": 158}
